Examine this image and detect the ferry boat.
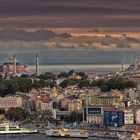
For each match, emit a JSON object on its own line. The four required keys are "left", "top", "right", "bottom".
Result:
{"left": 89, "top": 131, "right": 129, "bottom": 140}
{"left": 46, "top": 120, "right": 89, "bottom": 138}
{"left": 0, "top": 122, "right": 37, "bottom": 135}
{"left": 46, "top": 129, "right": 89, "bottom": 138}
{"left": 130, "top": 133, "right": 140, "bottom": 140}
{"left": 89, "top": 132, "right": 119, "bottom": 139}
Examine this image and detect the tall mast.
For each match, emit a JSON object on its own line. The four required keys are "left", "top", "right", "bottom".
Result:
{"left": 13, "top": 53, "right": 17, "bottom": 75}
{"left": 134, "top": 56, "right": 138, "bottom": 71}
{"left": 138, "top": 55, "right": 140, "bottom": 66}
{"left": 35, "top": 52, "right": 39, "bottom": 76}
{"left": 121, "top": 56, "right": 124, "bottom": 72}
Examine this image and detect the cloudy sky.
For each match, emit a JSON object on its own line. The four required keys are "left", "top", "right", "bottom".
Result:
{"left": 0, "top": 0, "right": 139, "bottom": 30}
{"left": 0, "top": 0, "right": 140, "bottom": 64}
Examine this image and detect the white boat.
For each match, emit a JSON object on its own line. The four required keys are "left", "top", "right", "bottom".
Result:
{"left": 130, "top": 133, "right": 140, "bottom": 140}
{"left": 46, "top": 129, "right": 89, "bottom": 138}
{"left": 89, "top": 132, "right": 124, "bottom": 140}
{"left": 0, "top": 122, "right": 37, "bottom": 135}
{"left": 117, "top": 132, "right": 128, "bottom": 140}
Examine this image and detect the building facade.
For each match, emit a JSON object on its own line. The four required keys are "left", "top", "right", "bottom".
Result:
{"left": 68, "top": 99, "right": 82, "bottom": 111}
{"left": 0, "top": 96, "right": 23, "bottom": 110}
{"left": 83, "top": 106, "right": 104, "bottom": 124}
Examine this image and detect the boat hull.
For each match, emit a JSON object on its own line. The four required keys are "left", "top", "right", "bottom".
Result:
{"left": 0, "top": 131, "right": 37, "bottom": 135}
{"left": 89, "top": 136, "right": 118, "bottom": 139}
{"left": 47, "top": 135, "right": 88, "bottom": 138}
{"left": 46, "top": 129, "right": 89, "bottom": 138}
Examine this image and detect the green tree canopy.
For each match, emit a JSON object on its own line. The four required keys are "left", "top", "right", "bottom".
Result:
{"left": 76, "top": 72, "right": 87, "bottom": 79}
{"left": 0, "top": 108, "right": 5, "bottom": 115}
{"left": 39, "top": 72, "right": 56, "bottom": 80}
{"left": 6, "top": 107, "right": 28, "bottom": 121}
{"left": 58, "top": 72, "right": 68, "bottom": 78}
{"left": 78, "top": 80, "right": 90, "bottom": 88}
{"left": 60, "top": 80, "right": 68, "bottom": 88}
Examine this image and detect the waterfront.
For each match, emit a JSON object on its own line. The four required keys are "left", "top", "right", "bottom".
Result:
{"left": 29, "top": 64, "right": 129, "bottom": 74}
{"left": 0, "top": 0, "right": 138, "bottom": 140}
{"left": 0, "top": 134, "right": 119, "bottom": 140}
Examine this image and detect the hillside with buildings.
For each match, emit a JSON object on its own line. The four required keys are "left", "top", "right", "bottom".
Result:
{"left": 0, "top": 63, "right": 139, "bottom": 133}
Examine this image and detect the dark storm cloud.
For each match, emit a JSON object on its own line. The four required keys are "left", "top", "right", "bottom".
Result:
{"left": 0, "top": 2, "right": 139, "bottom": 16}
{"left": 0, "top": 0, "right": 139, "bottom": 29}
{"left": 0, "top": 28, "right": 72, "bottom": 41}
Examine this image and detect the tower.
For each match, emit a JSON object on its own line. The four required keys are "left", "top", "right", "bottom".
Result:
{"left": 134, "top": 56, "right": 138, "bottom": 71}
{"left": 13, "top": 53, "right": 17, "bottom": 75}
{"left": 121, "top": 56, "right": 124, "bottom": 72}
{"left": 138, "top": 55, "right": 140, "bottom": 66}
{"left": 35, "top": 53, "right": 39, "bottom": 76}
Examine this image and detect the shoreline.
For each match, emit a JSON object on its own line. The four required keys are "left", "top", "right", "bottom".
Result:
{"left": 28, "top": 64, "right": 129, "bottom": 74}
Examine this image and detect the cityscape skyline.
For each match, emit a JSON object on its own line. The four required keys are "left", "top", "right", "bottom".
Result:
{"left": 0, "top": 1, "right": 140, "bottom": 139}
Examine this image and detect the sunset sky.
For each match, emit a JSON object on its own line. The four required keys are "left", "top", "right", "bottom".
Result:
{"left": 0, "top": 0, "right": 139, "bottom": 32}
{"left": 0, "top": 0, "right": 140, "bottom": 64}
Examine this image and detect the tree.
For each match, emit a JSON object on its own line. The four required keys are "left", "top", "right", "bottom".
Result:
{"left": 32, "top": 80, "right": 40, "bottom": 89}
{"left": 59, "top": 79, "right": 78, "bottom": 88}
{"left": 90, "top": 80, "right": 98, "bottom": 87}
{"left": 88, "top": 76, "right": 136, "bottom": 92}
{"left": 4, "top": 79, "right": 19, "bottom": 95}
{"left": 67, "top": 78, "right": 78, "bottom": 86}
{"left": 0, "top": 82, "right": 6, "bottom": 96}
{"left": 39, "top": 72, "right": 55, "bottom": 80}
{"left": 33, "top": 79, "right": 56, "bottom": 88}
{"left": 49, "top": 80, "right": 57, "bottom": 88}
{"left": 122, "top": 80, "right": 136, "bottom": 89}
{"left": 58, "top": 72, "right": 68, "bottom": 78}
{"left": 76, "top": 72, "right": 87, "bottom": 79}
{"left": 0, "top": 108, "right": 5, "bottom": 115}
{"left": 21, "top": 74, "right": 30, "bottom": 78}
{"left": 33, "top": 79, "right": 47, "bottom": 89}
{"left": 16, "top": 78, "right": 32, "bottom": 92}
{"left": 96, "top": 79, "right": 108, "bottom": 87}
{"left": 6, "top": 107, "right": 28, "bottom": 121}
{"left": 100, "top": 85, "right": 110, "bottom": 92}
{"left": 108, "top": 77, "right": 121, "bottom": 89}
{"left": 0, "top": 75, "right": 3, "bottom": 80}
{"left": 60, "top": 80, "right": 68, "bottom": 88}
{"left": 78, "top": 80, "right": 90, "bottom": 88}
{"left": 37, "top": 110, "right": 53, "bottom": 122}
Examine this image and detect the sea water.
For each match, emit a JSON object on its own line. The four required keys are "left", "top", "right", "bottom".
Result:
{"left": 0, "top": 134, "right": 119, "bottom": 140}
